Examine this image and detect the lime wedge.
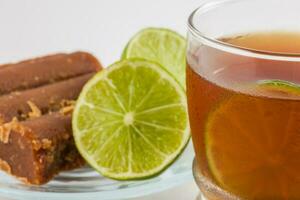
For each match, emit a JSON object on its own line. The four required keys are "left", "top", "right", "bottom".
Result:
{"left": 122, "top": 28, "right": 186, "bottom": 88}
{"left": 72, "top": 59, "right": 190, "bottom": 180}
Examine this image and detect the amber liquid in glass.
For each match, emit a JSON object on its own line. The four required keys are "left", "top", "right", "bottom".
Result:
{"left": 187, "top": 32, "right": 300, "bottom": 199}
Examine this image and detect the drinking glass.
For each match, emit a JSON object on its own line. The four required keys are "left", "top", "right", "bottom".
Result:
{"left": 187, "top": 0, "right": 300, "bottom": 199}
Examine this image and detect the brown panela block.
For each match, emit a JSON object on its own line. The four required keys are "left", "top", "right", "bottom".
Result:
{"left": 0, "top": 52, "right": 101, "bottom": 185}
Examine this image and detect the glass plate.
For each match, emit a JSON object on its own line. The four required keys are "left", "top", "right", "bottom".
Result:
{"left": 0, "top": 142, "right": 193, "bottom": 200}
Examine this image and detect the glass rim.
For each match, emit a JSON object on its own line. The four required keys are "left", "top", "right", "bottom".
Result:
{"left": 188, "top": 0, "right": 300, "bottom": 62}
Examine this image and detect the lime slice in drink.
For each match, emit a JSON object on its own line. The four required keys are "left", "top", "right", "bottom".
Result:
{"left": 257, "top": 79, "right": 300, "bottom": 97}
{"left": 205, "top": 79, "right": 300, "bottom": 199}
{"left": 122, "top": 28, "right": 186, "bottom": 88}
{"left": 72, "top": 59, "right": 190, "bottom": 180}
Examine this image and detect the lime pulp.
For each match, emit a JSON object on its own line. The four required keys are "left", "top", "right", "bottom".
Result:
{"left": 72, "top": 59, "right": 190, "bottom": 180}
{"left": 122, "top": 28, "right": 186, "bottom": 88}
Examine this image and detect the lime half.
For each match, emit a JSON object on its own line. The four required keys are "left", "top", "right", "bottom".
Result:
{"left": 122, "top": 28, "right": 186, "bottom": 88}
{"left": 72, "top": 59, "right": 190, "bottom": 180}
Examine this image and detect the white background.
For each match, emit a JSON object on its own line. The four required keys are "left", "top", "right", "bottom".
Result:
{"left": 0, "top": 0, "right": 201, "bottom": 65}
{"left": 0, "top": 0, "right": 203, "bottom": 199}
